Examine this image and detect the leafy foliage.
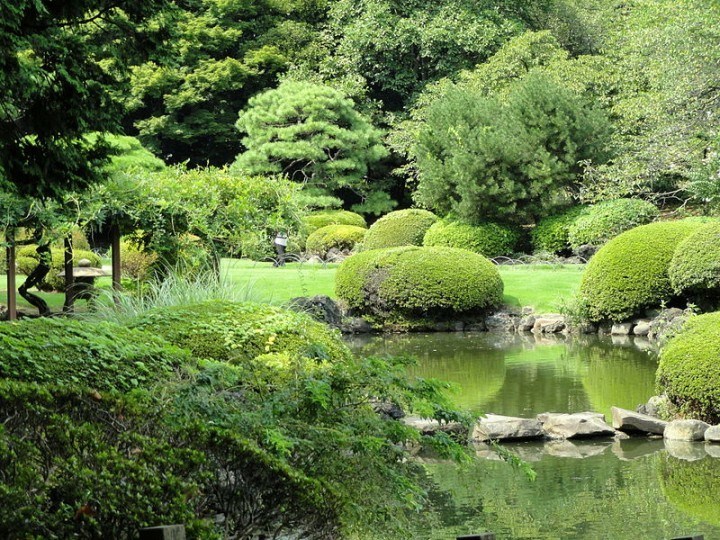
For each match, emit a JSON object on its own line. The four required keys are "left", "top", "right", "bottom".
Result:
{"left": 232, "top": 81, "right": 388, "bottom": 196}
{"left": 304, "top": 209, "right": 367, "bottom": 234}
{"left": 423, "top": 220, "right": 520, "bottom": 258}
{"left": 657, "top": 312, "right": 720, "bottom": 423}
{"left": 336, "top": 246, "right": 503, "bottom": 324}
{"left": 411, "top": 72, "right": 612, "bottom": 225}
{"left": 578, "top": 220, "right": 704, "bottom": 322}
{"left": 531, "top": 205, "right": 588, "bottom": 254}
{"left": 305, "top": 224, "right": 367, "bottom": 257}
{"left": 567, "top": 198, "right": 659, "bottom": 249}
{"left": 362, "top": 209, "right": 438, "bottom": 250}
{"left": 668, "top": 221, "right": 720, "bottom": 307}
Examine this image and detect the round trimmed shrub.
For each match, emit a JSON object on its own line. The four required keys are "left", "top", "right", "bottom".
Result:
{"left": 668, "top": 221, "right": 720, "bottom": 304}
{"left": 304, "top": 210, "right": 367, "bottom": 234}
{"left": 0, "top": 318, "right": 188, "bottom": 392}
{"left": 531, "top": 206, "right": 588, "bottom": 254}
{"left": 568, "top": 198, "right": 659, "bottom": 249}
{"left": 335, "top": 246, "right": 503, "bottom": 322}
{"left": 305, "top": 224, "right": 367, "bottom": 257}
{"left": 656, "top": 311, "right": 720, "bottom": 423}
{"left": 422, "top": 221, "right": 520, "bottom": 258}
{"left": 16, "top": 246, "right": 102, "bottom": 291}
{"left": 362, "top": 209, "right": 439, "bottom": 251}
{"left": 578, "top": 220, "right": 704, "bottom": 322}
{"left": 130, "top": 301, "right": 352, "bottom": 364}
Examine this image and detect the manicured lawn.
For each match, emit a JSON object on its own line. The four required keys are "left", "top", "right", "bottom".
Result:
{"left": 0, "top": 275, "right": 113, "bottom": 312}
{"left": 221, "top": 258, "right": 585, "bottom": 313}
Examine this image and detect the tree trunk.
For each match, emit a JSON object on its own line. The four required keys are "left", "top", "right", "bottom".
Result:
{"left": 18, "top": 244, "right": 51, "bottom": 316}
{"left": 63, "top": 235, "right": 75, "bottom": 313}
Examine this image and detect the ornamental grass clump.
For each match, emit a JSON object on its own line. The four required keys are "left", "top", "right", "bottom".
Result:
{"left": 362, "top": 209, "right": 438, "bottom": 250}
{"left": 336, "top": 246, "right": 503, "bottom": 324}
{"left": 305, "top": 224, "right": 367, "bottom": 257}
{"left": 423, "top": 220, "right": 520, "bottom": 258}
{"left": 656, "top": 311, "right": 720, "bottom": 423}
{"left": 578, "top": 220, "right": 704, "bottom": 322}
{"left": 668, "top": 220, "right": 720, "bottom": 308}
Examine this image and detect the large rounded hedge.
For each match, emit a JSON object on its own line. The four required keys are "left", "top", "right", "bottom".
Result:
{"left": 422, "top": 221, "right": 519, "bottom": 258}
{"left": 668, "top": 221, "right": 720, "bottom": 303}
{"left": 567, "top": 198, "right": 659, "bottom": 249}
{"left": 305, "top": 224, "right": 367, "bottom": 257}
{"left": 578, "top": 220, "right": 704, "bottom": 322}
{"left": 531, "top": 206, "right": 588, "bottom": 254}
{"left": 0, "top": 318, "right": 188, "bottom": 392}
{"left": 304, "top": 210, "right": 367, "bottom": 234}
{"left": 335, "top": 246, "right": 503, "bottom": 322}
{"left": 130, "top": 301, "right": 351, "bottom": 364}
{"left": 656, "top": 311, "right": 720, "bottom": 423}
{"left": 362, "top": 209, "right": 438, "bottom": 251}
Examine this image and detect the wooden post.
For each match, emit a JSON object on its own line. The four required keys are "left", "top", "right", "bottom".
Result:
{"left": 63, "top": 235, "right": 75, "bottom": 313}
{"left": 139, "top": 525, "right": 186, "bottom": 540}
{"left": 6, "top": 230, "right": 16, "bottom": 321}
{"left": 111, "top": 222, "right": 121, "bottom": 304}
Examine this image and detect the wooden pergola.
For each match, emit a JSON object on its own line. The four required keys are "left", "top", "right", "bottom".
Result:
{"left": 4, "top": 224, "right": 122, "bottom": 320}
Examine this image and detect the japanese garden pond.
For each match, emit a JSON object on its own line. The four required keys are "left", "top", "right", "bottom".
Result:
{"left": 346, "top": 332, "right": 720, "bottom": 540}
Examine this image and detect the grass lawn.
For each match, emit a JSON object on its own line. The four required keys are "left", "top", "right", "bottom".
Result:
{"left": 221, "top": 259, "right": 585, "bottom": 313}
{"left": 1, "top": 260, "right": 585, "bottom": 315}
{"left": 0, "top": 275, "right": 113, "bottom": 312}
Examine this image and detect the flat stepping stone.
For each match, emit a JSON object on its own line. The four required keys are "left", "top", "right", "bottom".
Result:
{"left": 539, "top": 412, "right": 615, "bottom": 439}
{"left": 611, "top": 406, "right": 667, "bottom": 435}
{"left": 472, "top": 414, "right": 544, "bottom": 442}
{"left": 664, "top": 419, "right": 710, "bottom": 441}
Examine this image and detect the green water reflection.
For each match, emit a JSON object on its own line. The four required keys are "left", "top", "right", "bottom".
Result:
{"left": 347, "top": 332, "right": 720, "bottom": 539}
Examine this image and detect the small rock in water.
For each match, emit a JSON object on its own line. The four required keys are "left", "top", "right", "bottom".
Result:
{"left": 664, "top": 419, "right": 710, "bottom": 441}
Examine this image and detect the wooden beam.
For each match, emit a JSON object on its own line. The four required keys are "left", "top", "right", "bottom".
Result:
{"left": 111, "top": 222, "right": 121, "bottom": 303}
{"left": 63, "top": 235, "right": 75, "bottom": 313}
{"left": 6, "top": 230, "right": 16, "bottom": 321}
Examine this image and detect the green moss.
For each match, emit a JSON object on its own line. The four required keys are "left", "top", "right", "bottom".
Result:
{"left": 668, "top": 221, "right": 720, "bottom": 305}
{"left": 656, "top": 311, "right": 720, "bottom": 423}
{"left": 305, "top": 224, "right": 367, "bottom": 257}
{"left": 362, "top": 209, "right": 439, "bottom": 251}
{"left": 660, "top": 455, "right": 720, "bottom": 526}
{"left": 423, "top": 220, "right": 519, "bottom": 258}
{"left": 304, "top": 210, "right": 367, "bottom": 234}
{"left": 531, "top": 206, "right": 588, "bottom": 254}
{"left": 336, "top": 246, "right": 503, "bottom": 323}
{"left": 130, "top": 301, "right": 352, "bottom": 364}
{"left": 568, "top": 198, "right": 659, "bottom": 249}
{"left": 578, "top": 220, "right": 703, "bottom": 322}
{"left": 0, "top": 318, "right": 188, "bottom": 392}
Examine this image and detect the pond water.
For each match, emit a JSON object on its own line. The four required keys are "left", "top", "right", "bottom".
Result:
{"left": 347, "top": 332, "right": 720, "bottom": 540}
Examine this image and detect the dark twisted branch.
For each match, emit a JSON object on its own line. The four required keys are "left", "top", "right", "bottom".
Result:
{"left": 18, "top": 244, "right": 52, "bottom": 316}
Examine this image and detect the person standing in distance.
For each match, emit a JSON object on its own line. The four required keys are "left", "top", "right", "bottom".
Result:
{"left": 273, "top": 231, "right": 288, "bottom": 267}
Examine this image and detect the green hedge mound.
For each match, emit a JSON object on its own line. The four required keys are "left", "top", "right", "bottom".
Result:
{"left": 578, "top": 220, "right": 703, "bottom": 322}
{"left": 656, "top": 311, "right": 720, "bottom": 423}
{"left": 16, "top": 246, "right": 102, "bottom": 291}
{"left": 130, "top": 301, "right": 351, "bottom": 364}
{"left": 305, "top": 224, "right": 367, "bottom": 257}
{"left": 336, "top": 246, "right": 503, "bottom": 323}
{"left": 304, "top": 210, "right": 367, "bottom": 234}
{"left": 531, "top": 206, "right": 588, "bottom": 254}
{"left": 568, "top": 198, "right": 659, "bottom": 250}
{"left": 362, "top": 209, "right": 438, "bottom": 250}
{"left": 423, "top": 221, "right": 519, "bottom": 258}
{"left": 0, "top": 318, "right": 188, "bottom": 392}
{"left": 669, "top": 221, "right": 720, "bottom": 307}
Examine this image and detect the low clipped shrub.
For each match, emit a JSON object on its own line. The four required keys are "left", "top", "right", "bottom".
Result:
{"left": 305, "top": 224, "right": 367, "bottom": 257}
{"left": 16, "top": 245, "right": 102, "bottom": 291}
{"left": 578, "top": 220, "right": 704, "bottom": 322}
{"left": 120, "top": 239, "right": 159, "bottom": 283}
{"left": 336, "top": 246, "right": 503, "bottom": 323}
{"left": 130, "top": 301, "right": 352, "bottom": 364}
{"left": 0, "top": 318, "right": 188, "bottom": 392}
{"left": 362, "top": 209, "right": 439, "bottom": 251}
{"left": 304, "top": 210, "right": 367, "bottom": 234}
{"left": 531, "top": 206, "right": 588, "bottom": 254}
{"left": 656, "top": 312, "right": 720, "bottom": 423}
{"left": 668, "top": 221, "right": 720, "bottom": 307}
{"left": 568, "top": 198, "right": 659, "bottom": 249}
{"left": 423, "top": 221, "right": 520, "bottom": 258}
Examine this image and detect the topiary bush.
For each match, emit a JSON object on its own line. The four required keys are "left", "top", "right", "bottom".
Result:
{"left": 668, "top": 221, "right": 720, "bottom": 308}
{"left": 578, "top": 220, "right": 704, "bottom": 322}
{"left": 304, "top": 210, "right": 367, "bottom": 234}
{"left": 305, "top": 224, "right": 367, "bottom": 257}
{"left": 336, "top": 246, "right": 503, "bottom": 324}
{"left": 130, "top": 301, "right": 352, "bottom": 364}
{"left": 567, "top": 198, "right": 659, "bottom": 249}
{"left": 0, "top": 318, "right": 189, "bottom": 392}
{"left": 422, "top": 220, "right": 520, "bottom": 258}
{"left": 15, "top": 246, "right": 102, "bottom": 291}
{"left": 531, "top": 205, "right": 588, "bottom": 254}
{"left": 362, "top": 209, "right": 439, "bottom": 251}
{"left": 656, "top": 311, "right": 720, "bottom": 423}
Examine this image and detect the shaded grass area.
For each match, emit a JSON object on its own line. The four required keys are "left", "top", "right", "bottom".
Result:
{"left": 1, "top": 261, "right": 585, "bottom": 315}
